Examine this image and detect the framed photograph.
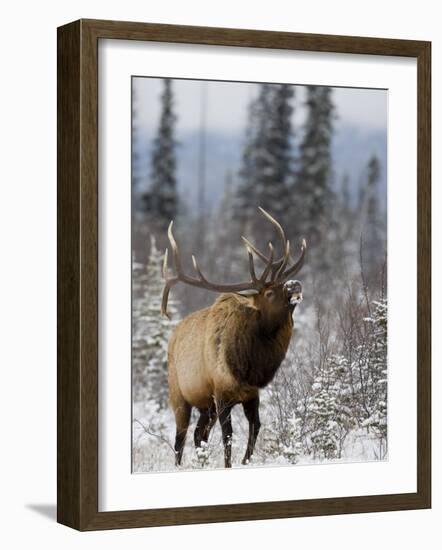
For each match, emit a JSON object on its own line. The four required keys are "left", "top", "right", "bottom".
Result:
{"left": 57, "top": 19, "right": 431, "bottom": 530}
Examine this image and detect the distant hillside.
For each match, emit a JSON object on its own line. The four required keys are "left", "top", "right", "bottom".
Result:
{"left": 133, "top": 125, "right": 387, "bottom": 213}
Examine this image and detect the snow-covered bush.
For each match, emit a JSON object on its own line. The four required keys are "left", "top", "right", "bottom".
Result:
{"left": 358, "top": 299, "right": 388, "bottom": 457}
{"left": 300, "top": 354, "right": 354, "bottom": 459}
{"left": 276, "top": 414, "right": 304, "bottom": 464}
{"left": 263, "top": 295, "right": 387, "bottom": 464}
{"left": 132, "top": 236, "right": 180, "bottom": 407}
{"left": 192, "top": 441, "right": 211, "bottom": 469}
{"left": 132, "top": 399, "right": 175, "bottom": 472}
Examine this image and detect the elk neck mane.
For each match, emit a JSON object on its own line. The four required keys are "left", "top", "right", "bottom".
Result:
{"left": 212, "top": 293, "right": 293, "bottom": 388}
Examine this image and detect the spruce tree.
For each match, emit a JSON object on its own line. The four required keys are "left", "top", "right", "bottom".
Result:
{"left": 131, "top": 83, "right": 143, "bottom": 198}
{"left": 143, "top": 79, "right": 178, "bottom": 228}
{"left": 359, "top": 155, "right": 381, "bottom": 211}
{"left": 294, "top": 86, "right": 335, "bottom": 247}
{"left": 234, "top": 84, "right": 295, "bottom": 239}
{"left": 263, "top": 411, "right": 303, "bottom": 465}
{"left": 258, "top": 84, "right": 295, "bottom": 220}
{"left": 336, "top": 172, "right": 355, "bottom": 259}
{"left": 213, "top": 171, "right": 244, "bottom": 280}
{"left": 132, "top": 236, "right": 180, "bottom": 407}
{"left": 362, "top": 155, "right": 383, "bottom": 270}
{"left": 303, "top": 354, "right": 354, "bottom": 459}
{"left": 359, "top": 298, "right": 388, "bottom": 456}
{"left": 234, "top": 84, "right": 270, "bottom": 226}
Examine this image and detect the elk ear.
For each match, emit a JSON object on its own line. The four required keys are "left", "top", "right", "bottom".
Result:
{"left": 237, "top": 289, "right": 259, "bottom": 296}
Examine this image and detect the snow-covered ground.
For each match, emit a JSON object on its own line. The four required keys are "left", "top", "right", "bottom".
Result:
{"left": 132, "top": 397, "right": 386, "bottom": 474}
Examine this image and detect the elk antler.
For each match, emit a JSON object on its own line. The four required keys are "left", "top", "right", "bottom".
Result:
{"left": 241, "top": 207, "right": 307, "bottom": 283}
{"left": 161, "top": 221, "right": 275, "bottom": 317}
{"left": 279, "top": 237, "right": 307, "bottom": 280}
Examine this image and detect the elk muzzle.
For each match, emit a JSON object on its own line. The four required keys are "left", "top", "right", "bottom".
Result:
{"left": 284, "top": 279, "right": 303, "bottom": 306}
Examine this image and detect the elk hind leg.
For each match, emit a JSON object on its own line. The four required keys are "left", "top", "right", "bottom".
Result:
{"left": 242, "top": 396, "right": 261, "bottom": 465}
{"left": 172, "top": 400, "right": 191, "bottom": 467}
{"left": 194, "top": 404, "right": 216, "bottom": 449}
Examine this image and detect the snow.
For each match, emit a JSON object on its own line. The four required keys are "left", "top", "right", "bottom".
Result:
{"left": 132, "top": 399, "right": 387, "bottom": 473}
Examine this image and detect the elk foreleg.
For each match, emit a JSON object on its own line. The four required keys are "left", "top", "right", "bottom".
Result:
{"left": 217, "top": 401, "right": 234, "bottom": 468}
{"left": 242, "top": 396, "right": 261, "bottom": 465}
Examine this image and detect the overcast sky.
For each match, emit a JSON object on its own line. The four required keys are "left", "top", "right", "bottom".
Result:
{"left": 133, "top": 77, "right": 387, "bottom": 137}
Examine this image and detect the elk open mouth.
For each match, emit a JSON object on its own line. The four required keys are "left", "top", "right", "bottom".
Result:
{"left": 284, "top": 280, "right": 303, "bottom": 306}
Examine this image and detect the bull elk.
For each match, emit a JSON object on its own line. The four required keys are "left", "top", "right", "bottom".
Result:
{"left": 161, "top": 208, "right": 306, "bottom": 468}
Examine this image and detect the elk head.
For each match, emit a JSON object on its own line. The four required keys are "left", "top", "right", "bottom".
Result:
{"left": 161, "top": 207, "right": 306, "bottom": 320}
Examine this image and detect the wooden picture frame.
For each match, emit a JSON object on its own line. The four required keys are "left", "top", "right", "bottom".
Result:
{"left": 57, "top": 18, "right": 431, "bottom": 530}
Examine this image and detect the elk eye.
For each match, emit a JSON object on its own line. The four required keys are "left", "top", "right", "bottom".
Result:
{"left": 264, "top": 289, "right": 274, "bottom": 299}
